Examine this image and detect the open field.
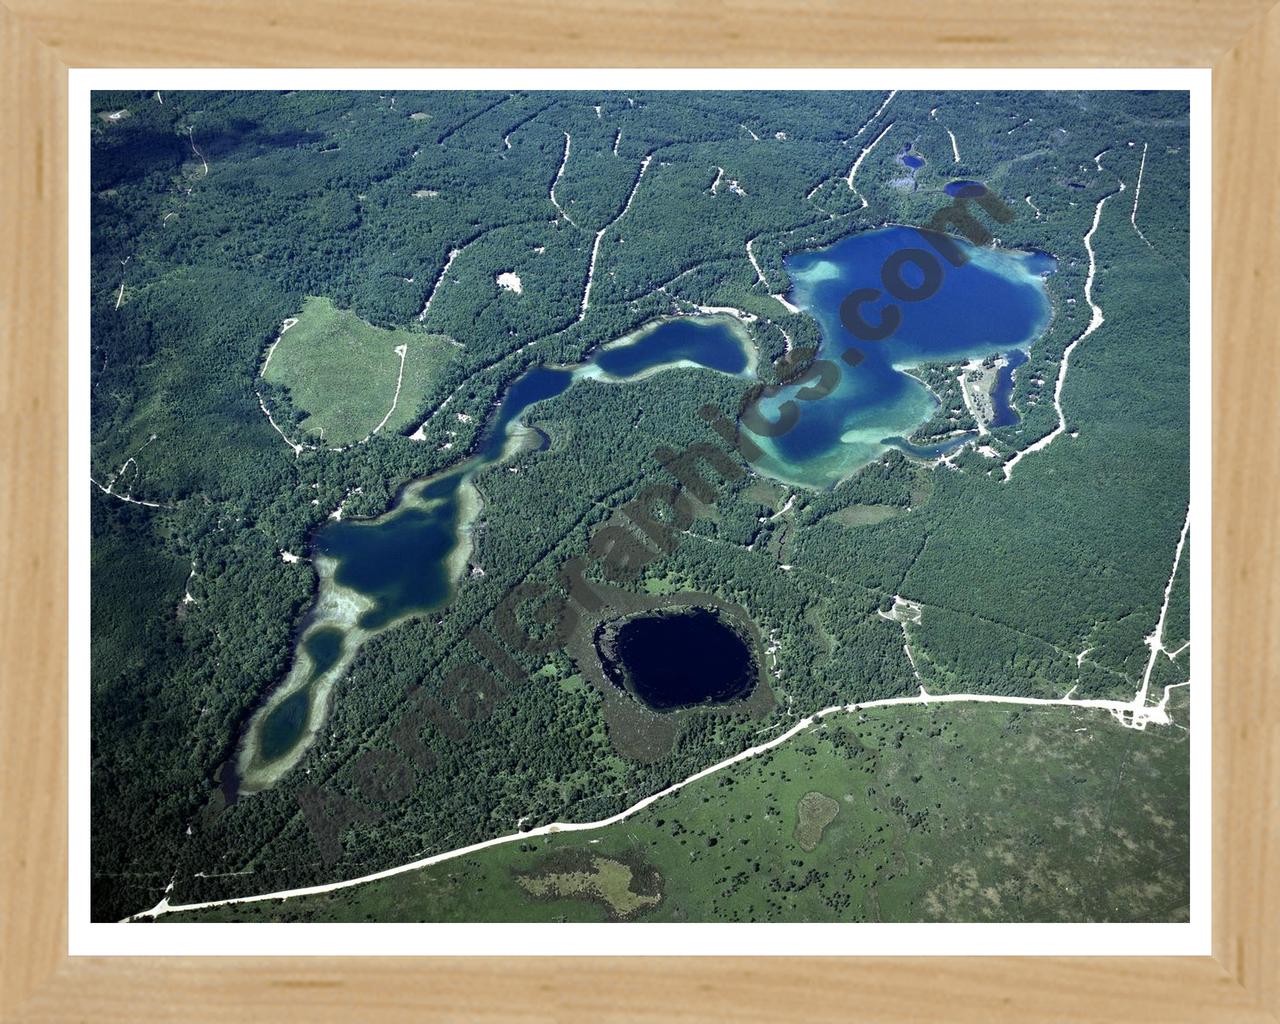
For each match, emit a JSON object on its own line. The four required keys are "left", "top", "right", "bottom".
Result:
{"left": 167, "top": 693, "right": 1189, "bottom": 923}
{"left": 89, "top": 90, "right": 1191, "bottom": 923}
{"left": 262, "top": 295, "right": 456, "bottom": 445}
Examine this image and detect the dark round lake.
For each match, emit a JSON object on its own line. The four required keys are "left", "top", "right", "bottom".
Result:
{"left": 237, "top": 314, "right": 757, "bottom": 786}
{"left": 599, "top": 608, "right": 758, "bottom": 712}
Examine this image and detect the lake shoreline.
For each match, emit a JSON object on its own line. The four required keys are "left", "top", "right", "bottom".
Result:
{"left": 748, "top": 225, "right": 1057, "bottom": 488}
{"left": 230, "top": 313, "right": 763, "bottom": 791}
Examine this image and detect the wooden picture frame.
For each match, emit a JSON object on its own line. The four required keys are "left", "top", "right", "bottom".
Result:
{"left": 2, "top": 2, "right": 1276, "bottom": 1019}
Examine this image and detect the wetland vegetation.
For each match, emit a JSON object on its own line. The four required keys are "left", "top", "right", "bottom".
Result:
{"left": 89, "top": 88, "right": 1191, "bottom": 924}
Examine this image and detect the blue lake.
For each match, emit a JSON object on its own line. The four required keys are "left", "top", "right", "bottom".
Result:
{"left": 327, "top": 315, "right": 753, "bottom": 630}
{"left": 315, "top": 472, "right": 467, "bottom": 631}
{"left": 479, "top": 316, "right": 750, "bottom": 460}
{"left": 234, "top": 314, "right": 756, "bottom": 787}
{"left": 257, "top": 626, "right": 344, "bottom": 762}
{"left": 599, "top": 608, "right": 757, "bottom": 711}
{"left": 748, "top": 225, "right": 1055, "bottom": 487}
{"left": 235, "top": 229, "right": 1055, "bottom": 787}
{"left": 989, "top": 348, "right": 1030, "bottom": 429}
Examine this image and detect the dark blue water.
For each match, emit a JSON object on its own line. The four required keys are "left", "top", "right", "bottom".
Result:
{"left": 989, "top": 348, "right": 1030, "bottom": 429}
{"left": 258, "top": 626, "right": 344, "bottom": 761}
{"left": 246, "top": 315, "right": 755, "bottom": 772}
{"left": 259, "top": 687, "right": 310, "bottom": 762}
{"left": 944, "top": 179, "right": 986, "bottom": 196}
{"left": 600, "top": 608, "right": 757, "bottom": 711}
{"left": 480, "top": 367, "right": 575, "bottom": 459}
{"left": 903, "top": 154, "right": 925, "bottom": 169}
{"left": 596, "top": 316, "right": 750, "bottom": 378}
{"left": 476, "top": 318, "right": 749, "bottom": 461}
{"left": 314, "top": 474, "right": 466, "bottom": 631}
{"left": 749, "top": 225, "right": 1055, "bottom": 486}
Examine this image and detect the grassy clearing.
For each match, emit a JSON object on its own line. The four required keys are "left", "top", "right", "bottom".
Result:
{"left": 516, "top": 854, "right": 661, "bottom": 919}
{"left": 166, "top": 695, "right": 1188, "bottom": 923}
{"left": 831, "top": 504, "right": 906, "bottom": 527}
{"left": 262, "top": 295, "right": 456, "bottom": 445}
{"left": 794, "top": 792, "right": 840, "bottom": 851}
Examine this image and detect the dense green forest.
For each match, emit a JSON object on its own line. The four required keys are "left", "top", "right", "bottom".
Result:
{"left": 167, "top": 694, "right": 1192, "bottom": 924}
{"left": 89, "top": 89, "right": 1191, "bottom": 921}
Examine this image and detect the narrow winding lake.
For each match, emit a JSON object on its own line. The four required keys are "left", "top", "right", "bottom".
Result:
{"left": 234, "top": 227, "right": 1056, "bottom": 792}
{"left": 232, "top": 314, "right": 754, "bottom": 793}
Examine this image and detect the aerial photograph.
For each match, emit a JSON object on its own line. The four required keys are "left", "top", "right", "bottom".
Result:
{"left": 89, "top": 88, "right": 1192, "bottom": 925}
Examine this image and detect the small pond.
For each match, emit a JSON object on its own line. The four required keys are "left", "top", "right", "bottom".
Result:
{"left": 597, "top": 608, "right": 758, "bottom": 712}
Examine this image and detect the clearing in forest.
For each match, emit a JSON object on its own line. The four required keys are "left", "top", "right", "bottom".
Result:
{"left": 262, "top": 295, "right": 456, "bottom": 445}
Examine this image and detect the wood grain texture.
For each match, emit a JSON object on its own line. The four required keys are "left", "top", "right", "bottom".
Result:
{"left": 0, "top": 0, "right": 1276, "bottom": 1020}
{"left": 1212, "top": 3, "right": 1280, "bottom": 1014}
{"left": 2, "top": 0, "right": 1278, "bottom": 67}
{"left": 0, "top": 4, "right": 68, "bottom": 1021}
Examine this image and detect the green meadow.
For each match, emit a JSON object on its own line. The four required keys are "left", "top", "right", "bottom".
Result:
{"left": 262, "top": 296, "right": 456, "bottom": 445}
{"left": 169, "top": 693, "right": 1189, "bottom": 923}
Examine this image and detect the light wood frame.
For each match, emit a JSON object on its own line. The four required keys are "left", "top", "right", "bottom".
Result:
{"left": 2, "top": 3, "right": 1277, "bottom": 1020}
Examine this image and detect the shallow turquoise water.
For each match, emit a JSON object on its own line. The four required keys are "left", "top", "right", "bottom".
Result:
{"left": 314, "top": 477, "right": 465, "bottom": 632}
{"left": 256, "top": 626, "right": 345, "bottom": 762}
{"left": 243, "top": 230, "right": 1054, "bottom": 773}
{"left": 243, "top": 316, "right": 754, "bottom": 773}
{"left": 749, "top": 226, "right": 1055, "bottom": 487}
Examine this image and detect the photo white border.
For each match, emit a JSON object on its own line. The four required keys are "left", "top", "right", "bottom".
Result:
{"left": 68, "top": 67, "right": 1212, "bottom": 956}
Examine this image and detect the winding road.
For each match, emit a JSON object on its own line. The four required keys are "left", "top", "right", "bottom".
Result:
{"left": 127, "top": 669, "right": 1189, "bottom": 922}
{"left": 128, "top": 498, "right": 1192, "bottom": 925}
{"left": 1003, "top": 180, "right": 1124, "bottom": 480}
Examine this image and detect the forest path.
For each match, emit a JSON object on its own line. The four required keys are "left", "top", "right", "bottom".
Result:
{"left": 856, "top": 90, "right": 897, "bottom": 138}
{"left": 258, "top": 317, "right": 298, "bottom": 376}
{"left": 364, "top": 344, "right": 409, "bottom": 441}
{"left": 126, "top": 672, "right": 1189, "bottom": 923}
{"left": 579, "top": 153, "right": 652, "bottom": 320}
{"left": 549, "top": 132, "right": 577, "bottom": 226}
{"left": 845, "top": 122, "right": 894, "bottom": 209}
{"left": 187, "top": 126, "right": 208, "bottom": 177}
{"left": 1131, "top": 142, "right": 1153, "bottom": 247}
{"left": 90, "top": 434, "right": 169, "bottom": 508}
{"left": 1003, "top": 178, "right": 1124, "bottom": 480}
{"left": 89, "top": 476, "right": 169, "bottom": 509}
{"left": 1137, "top": 506, "right": 1192, "bottom": 705}
{"left": 745, "top": 235, "right": 767, "bottom": 287}
{"left": 416, "top": 247, "right": 462, "bottom": 322}
{"left": 256, "top": 393, "right": 310, "bottom": 457}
